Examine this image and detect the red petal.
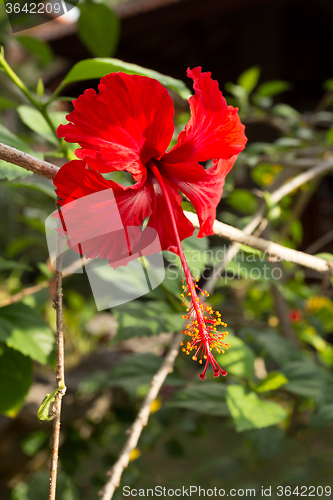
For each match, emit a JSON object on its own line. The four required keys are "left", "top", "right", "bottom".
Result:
{"left": 159, "top": 156, "right": 237, "bottom": 237}
{"left": 163, "top": 67, "right": 247, "bottom": 164}
{"left": 53, "top": 160, "right": 154, "bottom": 262}
{"left": 147, "top": 172, "right": 195, "bottom": 252}
{"left": 57, "top": 73, "right": 175, "bottom": 181}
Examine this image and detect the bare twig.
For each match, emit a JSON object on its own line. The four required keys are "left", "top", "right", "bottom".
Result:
{"left": 99, "top": 332, "right": 182, "bottom": 500}
{"left": 48, "top": 224, "right": 66, "bottom": 500}
{"left": 0, "top": 257, "right": 85, "bottom": 308}
{"left": 0, "top": 280, "right": 50, "bottom": 308}
{"left": 0, "top": 143, "right": 331, "bottom": 280}
{"left": 0, "top": 142, "right": 59, "bottom": 179}
{"left": 184, "top": 212, "right": 333, "bottom": 276}
{"left": 204, "top": 156, "right": 333, "bottom": 293}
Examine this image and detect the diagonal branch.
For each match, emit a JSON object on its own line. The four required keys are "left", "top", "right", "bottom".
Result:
{"left": 99, "top": 332, "right": 182, "bottom": 500}
{"left": 0, "top": 142, "right": 59, "bottom": 179}
{"left": 184, "top": 212, "right": 333, "bottom": 276}
{"left": 204, "top": 155, "right": 333, "bottom": 292}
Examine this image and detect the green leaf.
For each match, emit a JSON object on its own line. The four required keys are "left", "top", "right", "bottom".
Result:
{"left": 21, "top": 430, "right": 48, "bottom": 457}
{"left": 237, "top": 66, "right": 260, "bottom": 93}
{"left": 290, "top": 219, "right": 303, "bottom": 245}
{"left": 315, "top": 253, "right": 333, "bottom": 262}
{"left": 257, "top": 80, "right": 291, "bottom": 97}
{"left": 254, "top": 331, "right": 303, "bottom": 367}
{"left": 79, "top": 353, "right": 182, "bottom": 397}
{"left": 256, "top": 372, "right": 288, "bottom": 393}
{"left": 326, "top": 128, "right": 333, "bottom": 145}
{"left": 224, "top": 82, "right": 248, "bottom": 106}
{"left": 323, "top": 78, "right": 333, "bottom": 91}
{"left": 0, "top": 303, "right": 55, "bottom": 365}
{"left": 0, "top": 344, "right": 32, "bottom": 415}
{"left": 0, "top": 123, "right": 32, "bottom": 152}
{"left": 164, "top": 230, "right": 209, "bottom": 279}
{"left": 226, "top": 189, "right": 258, "bottom": 214}
{"left": 60, "top": 58, "right": 192, "bottom": 100}
{"left": 113, "top": 300, "right": 183, "bottom": 342}
{"left": 215, "top": 334, "right": 255, "bottom": 378}
{"left": 16, "top": 36, "right": 52, "bottom": 65}
{"left": 17, "top": 106, "right": 67, "bottom": 146}
{"left": 0, "top": 123, "right": 37, "bottom": 179}
{"left": 0, "top": 259, "right": 32, "bottom": 272}
{"left": 7, "top": 180, "right": 56, "bottom": 198}
{"left": 313, "top": 404, "right": 333, "bottom": 424}
{"left": 78, "top": 3, "right": 120, "bottom": 57}
{"left": 245, "top": 427, "right": 284, "bottom": 459}
{"left": 282, "top": 360, "right": 333, "bottom": 401}
{"left": 168, "top": 383, "right": 230, "bottom": 416}
{"left": 11, "top": 470, "right": 79, "bottom": 500}
{"left": 37, "top": 388, "right": 59, "bottom": 422}
{"left": 225, "top": 259, "right": 280, "bottom": 283}
{"left": 226, "top": 385, "right": 288, "bottom": 432}
{"left": 0, "top": 162, "right": 34, "bottom": 181}
{"left": 272, "top": 104, "right": 301, "bottom": 122}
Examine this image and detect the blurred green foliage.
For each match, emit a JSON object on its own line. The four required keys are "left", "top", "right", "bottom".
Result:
{"left": 0, "top": 7, "right": 332, "bottom": 496}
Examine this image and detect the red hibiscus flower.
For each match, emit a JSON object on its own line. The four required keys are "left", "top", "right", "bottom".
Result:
{"left": 54, "top": 67, "right": 247, "bottom": 379}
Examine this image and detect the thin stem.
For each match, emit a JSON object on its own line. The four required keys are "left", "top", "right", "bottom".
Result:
{"left": 0, "top": 49, "right": 39, "bottom": 108}
{"left": 100, "top": 332, "right": 182, "bottom": 500}
{"left": 48, "top": 220, "right": 66, "bottom": 500}
{"left": 0, "top": 50, "right": 68, "bottom": 155}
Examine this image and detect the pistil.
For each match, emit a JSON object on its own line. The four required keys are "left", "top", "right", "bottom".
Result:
{"left": 149, "top": 161, "right": 229, "bottom": 379}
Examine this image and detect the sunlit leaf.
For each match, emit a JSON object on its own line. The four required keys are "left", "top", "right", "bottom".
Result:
{"left": 37, "top": 388, "right": 59, "bottom": 422}
{"left": 256, "top": 372, "right": 288, "bottom": 392}
{"left": 17, "top": 106, "right": 66, "bottom": 146}
{"left": 237, "top": 66, "right": 260, "bottom": 93}
{"left": 226, "top": 385, "right": 288, "bottom": 432}
{"left": 0, "top": 303, "right": 55, "bottom": 365}
{"left": 59, "top": 58, "right": 192, "bottom": 100}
